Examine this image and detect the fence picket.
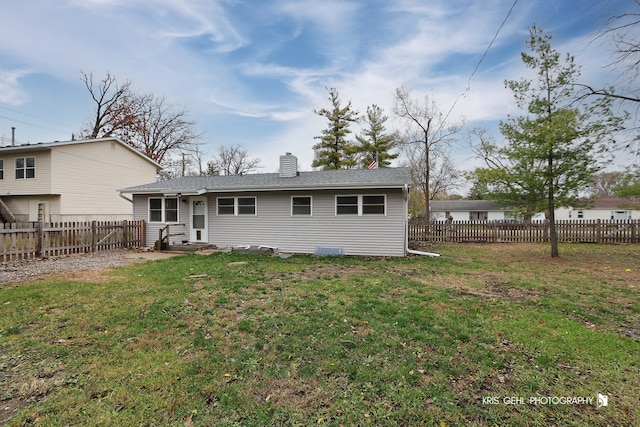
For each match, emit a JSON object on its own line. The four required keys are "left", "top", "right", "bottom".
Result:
{"left": 409, "top": 219, "right": 640, "bottom": 245}
{"left": 0, "top": 220, "right": 144, "bottom": 263}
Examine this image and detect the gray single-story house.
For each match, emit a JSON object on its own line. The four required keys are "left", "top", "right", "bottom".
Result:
{"left": 119, "top": 154, "right": 412, "bottom": 256}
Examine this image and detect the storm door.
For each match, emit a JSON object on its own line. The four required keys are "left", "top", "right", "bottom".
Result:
{"left": 190, "top": 197, "right": 208, "bottom": 242}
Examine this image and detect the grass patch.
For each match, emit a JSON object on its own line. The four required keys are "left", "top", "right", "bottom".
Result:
{"left": 1, "top": 243, "right": 638, "bottom": 426}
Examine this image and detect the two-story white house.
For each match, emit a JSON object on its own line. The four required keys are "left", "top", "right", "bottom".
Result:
{"left": 0, "top": 137, "right": 161, "bottom": 222}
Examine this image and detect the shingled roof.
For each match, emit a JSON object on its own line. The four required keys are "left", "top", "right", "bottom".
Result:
{"left": 119, "top": 167, "right": 412, "bottom": 195}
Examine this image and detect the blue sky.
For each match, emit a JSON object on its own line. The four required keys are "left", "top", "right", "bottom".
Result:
{"left": 0, "top": 0, "right": 634, "bottom": 173}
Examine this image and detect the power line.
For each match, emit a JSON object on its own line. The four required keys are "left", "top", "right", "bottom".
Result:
{"left": 442, "top": 0, "right": 520, "bottom": 125}
{"left": 0, "top": 106, "right": 73, "bottom": 137}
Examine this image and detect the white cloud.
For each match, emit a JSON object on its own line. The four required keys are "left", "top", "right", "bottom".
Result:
{"left": 0, "top": 69, "right": 30, "bottom": 105}
{"left": 0, "top": 0, "right": 632, "bottom": 173}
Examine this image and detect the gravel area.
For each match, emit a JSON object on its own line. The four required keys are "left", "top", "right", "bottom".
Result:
{"left": 0, "top": 250, "right": 169, "bottom": 285}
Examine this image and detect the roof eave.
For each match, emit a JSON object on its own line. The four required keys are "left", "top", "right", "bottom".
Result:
{"left": 202, "top": 182, "right": 411, "bottom": 193}
{"left": 120, "top": 182, "right": 410, "bottom": 195}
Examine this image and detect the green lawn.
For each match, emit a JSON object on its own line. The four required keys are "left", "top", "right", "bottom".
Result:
{"left": 1, "top": 244, "right": 639, "bottom": 426}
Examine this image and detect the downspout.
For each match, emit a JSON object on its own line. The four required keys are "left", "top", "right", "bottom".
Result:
{"left": 404, "top": 183, "right": 442, "bottom": 257}
{"left": 119, "top": 192, "right": 133, "bottom": 203}
{"left": 407, "top": 248, "right": 441, "bottom": 257}
{"left": 403, "top": 184, "right": 408, "bottom": 256}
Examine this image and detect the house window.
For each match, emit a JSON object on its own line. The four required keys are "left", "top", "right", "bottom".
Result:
{"left": 577, "top": 210, "right": 584, "bottom": 219}
{"left": 148, "top": 197, "right": 179, "bottom": 223}
{"left": 362, "top": 195, "right": 385, "bottom": 215}
{"left": 0, "top": 159, "right": 3, "bottom": 180}
{"left": 15, "top": 157, "right": 35, "bottom": 179}
{"left": 336, "top": 195, "right": 386, "bottom": 216}
{"left": 217, "top": 197, "right": 257, "bottom": 216}
{"left": 336, "top": 196, "right": 359, "bottom": 215}
{"left": 292, "top": 196, "right": 312, "bottom": 216}
{"left": 612, "top": 210, "right": 629, "bottom": 220}
{"left": 469, "top": 211, "right": 488, "bottom": 221}
{"left": 238, "top": 197, "right": 256, "bottom": 215}
{"left": 217, "top": 198, "right": 235, "bottom": 215}
{"left": 165, "top": 198, "right": 178, "bottom": 222}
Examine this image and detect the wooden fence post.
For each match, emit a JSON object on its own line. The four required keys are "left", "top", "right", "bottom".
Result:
{"left": 140, "top": 220, "right": 146, "bottom": 247}
{"left": 35, "top": 222, "right": 43, "bottom": 259}
{"left": 122, "top": 220, "right": 129, "bottom": 248}
{"left": 491, "top": 221, "right": 498, "bottom": 243}
{"left": 91, "top": 221, "right": 97, "bottom": 253}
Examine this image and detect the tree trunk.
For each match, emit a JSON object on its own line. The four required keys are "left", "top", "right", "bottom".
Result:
{"left": 548, "top": 155, "right": 559, "bottom": 257}
{"left": 423, "top": 132, "right": 430, "bottom": 220}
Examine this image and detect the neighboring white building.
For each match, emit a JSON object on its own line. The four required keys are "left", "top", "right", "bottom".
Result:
{"left": 120, "top": 154, "right": 413, "bottom": 257}
{"left": 430, "top": 200, "right": 517, "bottom": 221}
{"left": 0, "top": 137, "right": 161, "bottom": 222}
{"left": 430, "top": 198, "right": 639, "bottom": 222}
{"left": 555, "top": 198, "right": 640, "bottom": 220}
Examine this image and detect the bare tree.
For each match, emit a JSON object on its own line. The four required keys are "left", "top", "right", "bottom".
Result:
{"left": 579, "top": 1, "right": 640, "bottom": 104}
{"left": 80, "top": 71, "right": 139, "bottom": 139}
{"left": 393, "top": 86, "right": 463, "bottom": 219}
{"left": 402, "top": 142, "right": 461, "bottom": 217}
{"left": 588, "top": 171, "right": 622, "bottom": 197}
{"left": 209, "top": 144, "right": 261, "bottom": 175}
{"left": 573, "top": 2, "right": 639, "bottom": 152}
{"left": 79, "top": 71, "right": 201, "bottom": 165}
{"left": 130, "top": 94, "right": 200, "bottom": 164}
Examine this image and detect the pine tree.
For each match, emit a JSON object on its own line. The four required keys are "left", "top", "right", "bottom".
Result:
{"left": 312, "top": 88, "right": 359, "bottom": 170}
{"left": 355, "top": 105, "right": 399, "bottom": 168}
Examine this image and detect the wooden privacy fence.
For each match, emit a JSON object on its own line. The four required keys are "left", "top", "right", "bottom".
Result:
{"left": 409, "top": 219, "right": 640, "bottom": 244}
{"left": 0, "top": 220, "right": 145, "bottom": 262}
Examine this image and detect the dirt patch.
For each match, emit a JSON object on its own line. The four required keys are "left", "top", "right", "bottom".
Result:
{"left": 49, "top": 269, "right": 129, "bottom": 284}
{"left": 0, "top": 250, "right": 189, "bottom": 286}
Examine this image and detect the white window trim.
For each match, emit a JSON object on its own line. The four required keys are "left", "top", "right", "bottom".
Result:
{"left": 15, "top": 156, "right": 36, "bottom": 180}
{"left": 335, "top": 194, "right": 387, "bottom": 216}
{"left": 148, "top": 197, "right": 180, "bottom": 223}
{"left": 216, "top": 196, "right": 257, "bottom": 216}
{"left": 291, "top": 195, "right": 313, "bottom": 216}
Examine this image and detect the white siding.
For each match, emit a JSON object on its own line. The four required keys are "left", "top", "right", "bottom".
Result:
{"left": 556, "top": 207, "right": 640, "bottom": 220}
{"left": 487, "top": 211, "right": 506, "bottom": 221}
{"left": 51, "top": 140, "right": 158, "bottom": 219}
{"left": 432, "top": 211, "right": 506, "bottom": 221}
{"left": 0, "top": 150, "right": 52, "bottom": 195}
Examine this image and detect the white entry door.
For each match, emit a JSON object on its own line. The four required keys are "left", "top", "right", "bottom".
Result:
{"left": 190, "top": 197, "right": 208, "bottom": 242}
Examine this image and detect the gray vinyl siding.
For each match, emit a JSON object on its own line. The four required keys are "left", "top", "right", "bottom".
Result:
{"left": 209, "top": 189, "right": 406, "bottom": 256}
{"left": 134, "top": 194, "right": 189, "bottom": 246}
{"left": 133, "top": 189, "right": 407, "bottom": 256}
